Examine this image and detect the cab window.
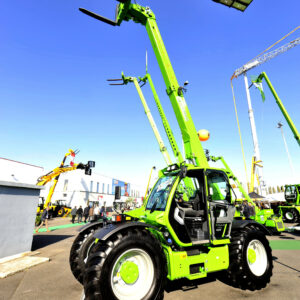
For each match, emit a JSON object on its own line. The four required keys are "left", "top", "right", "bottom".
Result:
{"left": 206, "top": 170, "right": 231, "bottom": 202}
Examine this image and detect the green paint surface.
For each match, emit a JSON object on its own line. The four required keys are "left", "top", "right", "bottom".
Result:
{"left": 270, "top": 240, "right": 300, "bottom": 250}
{"left": 248, "top": 248, "right": 257, "bottom": 264}
{"left": 120, "top": 261, "right": 139, "bottom": 284}
{"left": 34, "top": 222, "right": 86, "bottom": 233}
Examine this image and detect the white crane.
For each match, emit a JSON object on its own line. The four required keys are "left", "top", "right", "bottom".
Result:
{"left": 231, "top": 27, "right": 300, "bottom": 196}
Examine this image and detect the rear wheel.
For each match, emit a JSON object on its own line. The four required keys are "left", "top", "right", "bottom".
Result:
{"left": 284, "top": 209, "right": 299, "bottom": 223}
{"left": 69, "top": 224, "right": 102, "bottom": 284}
{"left": 83, "top": 228, "right": 166, "bottom": 300}
{"left": 225, "top": 225, "right": 273, "bottom": 290}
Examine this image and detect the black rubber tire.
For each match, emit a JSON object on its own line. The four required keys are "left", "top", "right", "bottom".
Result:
{"left": 69, "top": 224, "right": 102, "bottom": 284}
{"left": 224, "top": 225, "right": 273, "bottom": 291}
{"left": 83, "top": 228, "right": 166, "bottom": 300}
{"left": 284, "top": 209, "right": 299, "bottom": 223}
{"left": 57, "top": 208, "right": 65, "bottom": 217}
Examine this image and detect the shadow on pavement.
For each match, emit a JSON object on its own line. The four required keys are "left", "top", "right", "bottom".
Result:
{"left": 31, "top": 234, "right": 73, "bottom": 251}
{"left": 273, "top": 256, "right": 300, "bottom": 273}
{"left": 279, "top": 236, "right": 295, "bottom": 239}
{"left": 165, "top": 275, "right": 216, "bottom": 293}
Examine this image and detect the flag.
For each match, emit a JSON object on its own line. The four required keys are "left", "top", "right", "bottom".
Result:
{"left": 251, "top": 76, "right": 265, "bottom": 102}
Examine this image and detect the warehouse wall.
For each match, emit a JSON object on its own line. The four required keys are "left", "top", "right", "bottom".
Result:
{"left": 0, "top": 181, "right": 42, "bottom": 259}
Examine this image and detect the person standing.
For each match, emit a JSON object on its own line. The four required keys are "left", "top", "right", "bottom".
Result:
{"left": 71, "top": 206, "right": 77, "bottom": 223}
{"left": 35, "top": 206, "right": 50, "bottom": 233}
{"left": 88, "top": 205, "right": 94, "bottom": 222}
{"left": 77, "top": 205, "right": 83, "bottom": 223}
{"left": 242, "top": 201, "right": 250, "bottom": 218}
{"left": 83, "top": 205, "right": 90, "bottom": 223}
{"left": 94, "top": 204, "right": 100, "bottom": 220}
{"left": 248, "top": 202, "right": 256, "bottom": 217}
{"left": 100, "top": 205, "right": 108, "bottom": 226}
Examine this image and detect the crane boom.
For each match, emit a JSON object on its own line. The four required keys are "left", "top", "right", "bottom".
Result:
{"left": 109, "top": 73, "right": 173, "bottom": 165}
{"left": 232, "top": 37, "right": 300, "bottom": 79}
{"left": 37, "top": 150, "right": 95, "bottom": 209}
{"left": 140, "top": 73, "right": 185, "bottom": 164}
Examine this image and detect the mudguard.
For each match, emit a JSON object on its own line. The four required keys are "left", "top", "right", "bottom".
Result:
{"left": 77, "top": 220, "right": 103, "bottom": 233}
{"left": 93, "top": 221, "right": 157, "bottom": 241}
{"left": 232, "top": 219, "right": 271, "bottom": 235}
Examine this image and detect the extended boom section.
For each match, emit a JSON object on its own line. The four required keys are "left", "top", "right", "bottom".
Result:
{"left": 252, "top": 72, "right": 300, "bottom": 147}
{"left": 80, "top": 1, "right": 209, "bottom": 167}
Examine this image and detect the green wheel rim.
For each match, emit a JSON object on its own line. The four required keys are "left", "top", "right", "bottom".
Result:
{"left": 120, "top": 261, "right": 139, "bottom": 284}
{"left": 111, "top": 248, "right": 154, "bottom": 300}
{"left": 247, "top": 248, "right": 256, "bottom": 264}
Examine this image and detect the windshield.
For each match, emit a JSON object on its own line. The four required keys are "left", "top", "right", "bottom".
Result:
{"left": 285, "top": 185, "right": 297, "bottom": 200}
{"left": 146, "top": 176, "right": 176, "bottom": 211}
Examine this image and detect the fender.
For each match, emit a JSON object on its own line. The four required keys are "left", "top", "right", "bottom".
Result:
{"left": 77, "top": 220, "right": 104, "bottom": 233}
{"left": 232, "top": 219, "right": 271, "bottom": 235}
{"left": 93, "top": 221, "right": 158, "bottom": 241}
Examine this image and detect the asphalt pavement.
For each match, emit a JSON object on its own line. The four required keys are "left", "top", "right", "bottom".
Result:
{"left": 0, "top": 218, "right": 299, "bottom": 300}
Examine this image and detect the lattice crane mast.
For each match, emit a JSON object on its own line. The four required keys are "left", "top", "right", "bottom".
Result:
{"left": 232, "top": 36, "right": 300, "bottom": 80}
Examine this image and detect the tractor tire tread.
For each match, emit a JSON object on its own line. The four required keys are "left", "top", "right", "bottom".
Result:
{"left": 69, "top": 224, "right": 101, "bottom": 284}
{"left": 83, "top": 228, "right": 167, "bottom": 300}
{"left": 225, "top": 226, "right": 273, "bottom": 291}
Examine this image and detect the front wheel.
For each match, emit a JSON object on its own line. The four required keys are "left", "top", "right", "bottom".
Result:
{"left": 225, "top": 225, "right": 273, "bottom": 290}
{"left": 57, "top": 208, "right": 65, "bottom": 217}
{"left": 83, "top": 228, "right": 166, "bottom": 300}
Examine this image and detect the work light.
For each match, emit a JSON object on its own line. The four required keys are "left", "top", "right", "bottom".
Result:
{"left": 212, "top": 0, "right": 253, "bottom": 12}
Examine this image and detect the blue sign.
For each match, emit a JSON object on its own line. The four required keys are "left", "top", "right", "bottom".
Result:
{"left": 112, "top": 179, "right": 130, "bottom": 196}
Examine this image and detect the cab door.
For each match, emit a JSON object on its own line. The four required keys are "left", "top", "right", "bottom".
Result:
{"left": 168, "top": 169, "right": 210, "bottom": 244}
{"left": 205, "top": 169, "right": 235, "bottom": 240}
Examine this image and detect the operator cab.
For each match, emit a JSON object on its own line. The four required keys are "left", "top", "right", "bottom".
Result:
{"left": 146, "top": 166, "right": 236, "bottom": 246}
{"left": 285, "top": 185, "right": 298, "bottom": 204}
{"left": 170, "top": 168, "right": 235, "bottom": 245}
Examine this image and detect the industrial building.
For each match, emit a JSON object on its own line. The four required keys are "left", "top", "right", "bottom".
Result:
{"left": 0, "top": 157, "right": 144, "bottom": 209}
{"left": 40, "top": 170, "right": 144, "bottom": 208}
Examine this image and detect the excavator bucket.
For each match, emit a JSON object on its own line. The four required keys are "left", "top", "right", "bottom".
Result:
{"left": 212, "top": 0, "right": 253, "bottom": 12}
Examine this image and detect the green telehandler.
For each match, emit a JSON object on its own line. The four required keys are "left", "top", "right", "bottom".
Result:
{"left": 70, "top": 1, "right": 274, "bottom": 299}
{"left": 114, "top": 70, "right": 284, "bottom": 234}
{"left": 209, "top": 155, "right": 284, "bottom": 233}
{"left": 280, "top": 184, "right": 300, "bottom": 222}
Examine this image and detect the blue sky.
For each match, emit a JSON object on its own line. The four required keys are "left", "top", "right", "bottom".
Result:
{"left": 0, "top": 0, "right": 299, "bottom": 189}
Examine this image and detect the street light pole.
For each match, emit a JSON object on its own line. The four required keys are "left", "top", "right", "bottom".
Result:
{"left": 278, "top": 122, "right": 295, "bottom": 178}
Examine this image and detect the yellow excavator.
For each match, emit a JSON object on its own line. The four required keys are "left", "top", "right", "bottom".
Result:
{"left": 35, "top": 149, "right": 95, "bottom": 225}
